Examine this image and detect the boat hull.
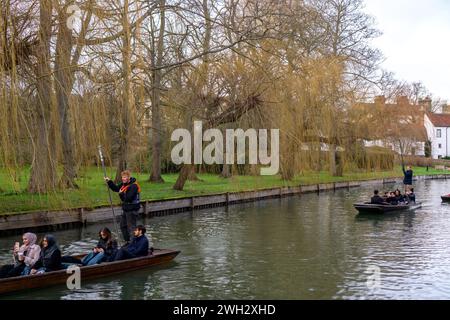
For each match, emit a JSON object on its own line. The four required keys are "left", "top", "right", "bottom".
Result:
{"left": 0, "top": 248, "right": 179, "bottom": 295}
{"left": 354, "top": 203, "right": 422, "bottom": 214}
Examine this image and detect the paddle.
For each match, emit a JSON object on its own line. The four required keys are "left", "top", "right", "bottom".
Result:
{"left": 98, "top": 145, "right": 123, "bottom": 246}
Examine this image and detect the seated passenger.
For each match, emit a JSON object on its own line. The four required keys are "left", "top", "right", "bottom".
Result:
{"left": 386, "top": 192, "right": 398, "bottom": 205}
{"left": 82, "top": 227, "right": 118, "bottom": 265}
{"left": 30, "top": 235, "right": 62, "bottom": 275}
{"left": 21, "top": 233, "right": 41, "bottom": 275}
{"left": 370, "top": 190, "right": 385, "bottom": 204}
{"left": 394, "top": 189, "right": 405, "bottom": 203}
{"left": 114, "top": 225, "right": 149, "bottom": 261}
{"left": 406, "top": 188, "right": 416, "bottom": 203}
{"left": 0, "top": 232, "right": 41, "bottom": 278}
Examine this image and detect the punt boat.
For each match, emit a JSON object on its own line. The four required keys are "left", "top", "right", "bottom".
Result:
{"left": 0, "top": 248, "right": 180, "bottom": 295}
{"left": 353, "top": 202, "right": 422, "bottom": 214}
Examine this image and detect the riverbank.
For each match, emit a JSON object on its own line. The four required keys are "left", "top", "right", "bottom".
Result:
{"left": 0, "top": 166, "right": 445, "bottom": 215}
{"left": 0, "top": 166, "right": 449, "bottom": 235}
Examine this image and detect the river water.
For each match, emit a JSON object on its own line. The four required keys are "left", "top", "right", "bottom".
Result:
{"left": 2, "top": 179, "right": 450, "bottom": 300}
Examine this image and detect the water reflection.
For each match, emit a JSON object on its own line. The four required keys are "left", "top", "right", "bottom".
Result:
{"left": 2, "top": 179, "right": 450, "bottom": 299}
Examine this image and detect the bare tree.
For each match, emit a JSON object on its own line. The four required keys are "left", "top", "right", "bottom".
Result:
{"left": 28, "top": 0, "right": 57, "bottom": 193}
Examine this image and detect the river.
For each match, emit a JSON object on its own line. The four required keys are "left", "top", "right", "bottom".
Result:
{"left": 1, "top": 179, "right": 450, "bottom": 299}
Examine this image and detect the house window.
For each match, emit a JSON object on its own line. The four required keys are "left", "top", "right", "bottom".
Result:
{"left": 439, "top": 143, "right": 442, "bottom": 149}
{"left": 437, "top": 129, "right": 442, "bottom": 138}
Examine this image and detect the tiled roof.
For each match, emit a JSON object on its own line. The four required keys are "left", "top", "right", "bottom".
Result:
{"left": 426, "top": 112, "right": 450, "bottom": 127}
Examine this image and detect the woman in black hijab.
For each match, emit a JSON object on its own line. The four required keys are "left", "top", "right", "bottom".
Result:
{"left": 30, "top": 235, "right": 62, "bottom": 274}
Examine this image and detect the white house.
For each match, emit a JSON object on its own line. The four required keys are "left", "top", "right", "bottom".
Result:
{"left": 424, "top": 113, "right": 450, "bottom": 159}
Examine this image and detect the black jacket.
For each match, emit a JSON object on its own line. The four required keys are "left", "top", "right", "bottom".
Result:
{"left": 370, "top": 195, "right": 385, "bottom": 204}
{"left": 126, "top": 235, "right": 149, "bottom": 257}
{"left": 96, "top": 238, "right": 118, "bottom": 261}
{"left": 403, "top": 165, "right": 413, "bottom": 185}
{"left": 107, "top": 177, "right": 141, "bottom": 212}
{"left": 34, "top": 235, "right": 62, "bottom": 272}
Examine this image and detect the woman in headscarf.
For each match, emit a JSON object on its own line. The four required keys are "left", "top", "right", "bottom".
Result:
{"left": 0, "top": 232, "right": 41, "bottom": 278}
{"left": 20, "top": 233, "right": 41, "bottom": 275}
{"left": 30, "top": 235, "right": 62, "bottom": 274}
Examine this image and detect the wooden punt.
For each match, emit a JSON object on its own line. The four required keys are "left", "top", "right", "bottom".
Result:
{"left": 0, "top": 248, "right": 180, "bottom": 295}
{"left": 441, "top": 195, "right": 450, "bottom": 202}
{"left": 353, "top": 202, "right": 422, "bottom": 214}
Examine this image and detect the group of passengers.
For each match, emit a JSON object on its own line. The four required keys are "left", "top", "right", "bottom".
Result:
{"left": 0, "top": 225, "right": 150, "bottom": 279}
{"left": 370, "top": 188, "right": 416, "bottom": 205}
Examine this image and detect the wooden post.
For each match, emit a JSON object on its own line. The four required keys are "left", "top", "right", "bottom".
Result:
{"left": 79, "top": 208, "right": 86, "bottom": 226}
{"left": 143, "top": 201, "right": 148, "bottom": 216}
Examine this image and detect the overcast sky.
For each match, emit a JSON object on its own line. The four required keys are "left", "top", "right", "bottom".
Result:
{"left": 364, "top": 0, "right": 450, "bottom": 101}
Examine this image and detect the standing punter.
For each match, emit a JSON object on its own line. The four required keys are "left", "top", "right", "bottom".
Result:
{"left": 105, "top": 170, "right": 141, "bottom": 243}
{"left": 402, "top": 164, "right": 413, "bottom": 193}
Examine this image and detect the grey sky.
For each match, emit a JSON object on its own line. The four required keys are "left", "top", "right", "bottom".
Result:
{"left": 364, "top": 0, "right": 450, "bottom": 101}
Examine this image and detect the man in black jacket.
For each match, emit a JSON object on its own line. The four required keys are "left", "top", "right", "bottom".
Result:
{"left": 371, "top": 190, "right": 386, "bottom": 204}
{"left": 114, "top": 225, "right": 150, "bottom": 261}
{"left": 105, "top": 170, "right": 141, "bottom": 242}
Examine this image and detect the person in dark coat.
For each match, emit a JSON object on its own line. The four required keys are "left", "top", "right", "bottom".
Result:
{"left": 386, "top": 191, "right": 398, "bottom": 205}
{"left": 406, "top": 188, "right": 416, "bottom": 203}
{"left": 370, "top": 190, "right": 386, "bottom": 204}
{"left": 30, "top": 235, "right": 62, "bottom": 274}
{"left": 402, "top": 165, "right": 413, "bottom": 193}
{"left": 81, "top": 227, "right": 118, "bottom": 265}
{"left": 105, "top": 170, "right": 141, "bottom": 243}
{"left": 394, "top": 189, "right": 405, "bottom": 203}
{"left": 114, "top": 225, "right": 149, "bottom": 261}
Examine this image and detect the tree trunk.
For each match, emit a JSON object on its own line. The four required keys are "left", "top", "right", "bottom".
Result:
{"left": 173, "top": 114, "right": 195, "bottom": 191}
{"left": 188, "top": 165, "right": 202, "bottom": 181}
{"left": 28, "top": 0, "right": 57, "bottom": 193}
{"left": 329, "top": 143, "right": 337, "bottom": 176}
{"left": 221, "top": 164, "right": 232, "bottom": 178}
{"left": 173, "top": 164, "right": 192, "bottom": 191}
{"left": 149, "top": 0, "right": 166, "bottom": 183}
{"left": 183, "top": 0, "right": 211, "bottom": 184}
{"left": 115, "top": 0, "right": 133, "bottom": 183}
{"left": 220, "top": 128, "right": 232, "bottom": 178}
{"left": 55, "top": 4, "right": 78, "bottom": 189}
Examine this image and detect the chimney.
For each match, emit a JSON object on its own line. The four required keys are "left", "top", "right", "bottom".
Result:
{"left": 419, "top": 96, "right": 432, "bottom": 112}
{"left": 374, "top": 95, "right": 386, "bottom": 105}
{"left": 396, "top": 96, "right": 409, "bottom": 105}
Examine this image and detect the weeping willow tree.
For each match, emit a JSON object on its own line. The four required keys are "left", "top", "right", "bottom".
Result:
{"left": 0, "top": 0, "right": 398, "bottom": 202}
{"left": 0, "top": 6, "right": 23, "bottom": 191}
{"left": 2, "top": 0, "right": 53, "bottom": 193}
